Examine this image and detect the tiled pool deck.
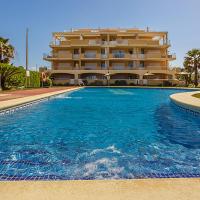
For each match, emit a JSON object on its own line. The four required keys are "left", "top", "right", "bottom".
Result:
{"left": 0, "top": 87, "right": 77, "bottom": 101}
{"left": 1, "top": 179, "right": 200, "bottom": 200}
{"left": 0, "top": 87, "right": 82, "bottom": 111}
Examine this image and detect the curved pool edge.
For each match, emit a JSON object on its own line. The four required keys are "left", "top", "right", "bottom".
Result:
{"left": 170, "top": 91, "right": 200, "bottom": 114}
{"left": 0, "top": 87, "right": 83, "bottom": 112}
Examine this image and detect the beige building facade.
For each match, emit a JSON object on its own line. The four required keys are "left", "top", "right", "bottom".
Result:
{"left": 44, "top": 28, "right": 178, "bottom": 86}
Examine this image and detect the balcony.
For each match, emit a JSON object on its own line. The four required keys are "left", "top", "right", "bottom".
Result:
{"left": 82, "top": 66, "right": 101, "bottom": 70}
{"left": 73, "top": 54, "right": 80, "bottom": 59}
{"left": 128, "top": 39, "right": 160, "bottom": 46}
{"left": 145, "top": 65, "right": 168, "bottom": 70}
{"left": 49, "top": 38, "right": 169, "bottom": 48}
{"left": 109, "top": 40, "right": 128, "bottom": 46}
{"left": 88, "top": 40, "right": 101, "bottom": 46}
{"left": 110, "top": 53, "right": 131, "bottom": 59}
{"left": 82, "top": 53, "right": 101, "bottom": 59}
{"left": 43, "top": 53, "right": 72, "bottom": 61}
{"left": 112, "top": 66, "right": 126, "bottom": 70}
{"left": 50, "top": 40, "right": 71, "bottom": 47}
{"left": 132, "top": 53, "right": 166, "bottom": 60}
{"left": 43, "top": 53, "right": 53, "bottom": 60}
{"left": 101, "top": 54, "right": 108, "bottom": 59}
{"left": 168, "top": 53, "right": 176, "bottom": 60}
{"left": 145, "top": 53, "right": 162, "bottom": 59}
{"left": 55, "top": 66, "right": 73, "bottom": 70}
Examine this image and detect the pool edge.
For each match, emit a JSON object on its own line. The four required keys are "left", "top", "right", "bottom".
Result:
{"left": 1, "top": 178, "right": 200, "bottom": 200}
{"left": 170, "top": 91, "right": 200, "bottom": 114}
{"left": 0, "top": 87, "right": 83, "bottom": 112}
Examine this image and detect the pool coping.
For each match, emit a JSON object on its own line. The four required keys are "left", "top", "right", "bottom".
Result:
{"left": 1, "top": 178, "right": 200, "bottom": 200}
{"left": 170, "top": 91, "right": 200, "bottom": 114}
{"left": 0, "top": 87, "right": 83, "bottom": 112}
{"left": 86, "top": 86, "right": 200, "bottom": 90}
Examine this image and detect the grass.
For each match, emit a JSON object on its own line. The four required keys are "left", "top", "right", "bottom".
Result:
{"left": 193, "top": 93, "right": 200, "bottom": 98}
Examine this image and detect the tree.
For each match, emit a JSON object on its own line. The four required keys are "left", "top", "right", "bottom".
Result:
{"left": 0, "top": 63, "right": 23, "bottom": 90}
{"left": 184, "top": 49, "right": 200, "bottom": 87}
{"left": 0, "top": 37, "right": 15, "bottom": 63}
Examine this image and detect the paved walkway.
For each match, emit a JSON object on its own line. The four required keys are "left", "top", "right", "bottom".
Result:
{"left": 0, "top": 87, "right": 82, "bottom": 111}
{"left": 0, "top": 179, "right": 200, "bottom": 200}
{"left": 0, "top": 87, "right": 76, "bottom": 101}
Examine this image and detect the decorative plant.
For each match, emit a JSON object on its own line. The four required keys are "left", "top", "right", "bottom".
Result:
{"left": 184, "top": 49, "right": 200, "bottom": 87}
{"left": 0, "top": 63, "right": 23, "bottom": 89}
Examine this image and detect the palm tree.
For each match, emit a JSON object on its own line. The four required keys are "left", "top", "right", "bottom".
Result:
{"left": 0, "top": 37, "right": 15, "bottom": 63}
{"left": 184, "top": 49, "right": 200, "bottom": 87}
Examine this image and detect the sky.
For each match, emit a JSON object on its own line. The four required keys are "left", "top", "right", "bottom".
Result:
{"left": 0, "top": 0, "right": 200, "bottom": 70}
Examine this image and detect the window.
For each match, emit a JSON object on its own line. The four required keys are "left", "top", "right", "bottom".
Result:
{"left": 112, "top": 50, "right": 125, "bottom": 58}
{"left": 101, "top": 62, "right": 106, "bottom": 69}
{"left": 74, "top": 49, "right": 79, "bottom": 54}
{"left": 129, "top": 50, "right": 133, "bottom": 54}
{"left": 141, "top": 48, "right": 145, "bottom": 54}
{"left": 101, "top": 49, "right": 105, "bottom": 54}
{"left": 128, "top": 62, "right": 133, "bottom": 68}
{"left": 140, "top": 61, "right": 145, "bottom": 68}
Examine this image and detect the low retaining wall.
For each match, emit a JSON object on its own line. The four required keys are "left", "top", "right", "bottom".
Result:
{"left": 170, "top": 91, "right": 200, "bottom": 114}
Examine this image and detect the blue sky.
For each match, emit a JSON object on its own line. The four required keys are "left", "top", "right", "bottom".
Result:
{"left": 0, "top": 0, "right": 199, "bottom": 70}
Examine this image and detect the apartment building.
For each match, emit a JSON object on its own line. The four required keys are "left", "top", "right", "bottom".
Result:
{"left": 43, "top": 28, "right": 178, "bottom": 86}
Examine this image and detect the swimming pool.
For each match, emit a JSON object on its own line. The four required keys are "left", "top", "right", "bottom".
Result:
{"left": 0, "top": 88, "right": 200, "bottom": 180}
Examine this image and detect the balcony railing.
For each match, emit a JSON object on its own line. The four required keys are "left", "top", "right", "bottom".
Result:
{"left": 55, "top": 66, "right": 73, "bottom": 70}
{"left": 110, "top": 53, "right": 131, "bottom": 59}
{"left": 73, "top": 54, "right": 80, "bottom": 59}
{"left": 49, "top": 39, "right": 166, "bottom": 47}
{"left": 44, "top": 52, "right": 170, "bottom": 61}
{"left": 51, "top": 65, "right": 171, "bottom": 71}
{"left": 132, "top": 54, "right": 165, "bottom": 59}
{"left": 112, "top": 53, "right": 125, "bottom": 58}
{"left": 101, "top": 54, "right": 108, "bottom": 59}
{"left": 168, "top": 53, "right": 176, "bottom": 59}
{"left": 82, "top": 66, "right": 101, "bottom": 70}
{"left": 88, "top": 40, "right": 101, "bottom": 46}
{"left": 43, "top": 53, "right": 52, "bottom": 59}
{"left": 84, "top": 53, "right": 97, "bottom": 58}
{"left": 112, "top": 66, "right": 126, "bottom": 70}
{"left": 82, "top": 53, "right": 101, "bottom": 59}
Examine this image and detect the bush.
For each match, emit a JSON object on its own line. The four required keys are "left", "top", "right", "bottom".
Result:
{"left": 29, "top": 71, "right": 40, "bottom": 88}
{"left": 89, "top": 80, "right": 104, "bottom": 86}
{"left": 82, "top": 80, "right": 88, "bottom": 86}
{"left": 114, "top": 80, "right": 127, "bottom": 86}
{"left": 10, "top": 67, "right": 40, "bottom": 89}
{"left": 9, "top": 66, "right": 26, "bottom": 88}
{"left": 52, "top": 82, "right": 69, "bottom": 86}
{"left": 42, "top": 77, "right": 52, "bottom": 87}
{"left": 163, "top": 81, "right": 172, "bottom": 86}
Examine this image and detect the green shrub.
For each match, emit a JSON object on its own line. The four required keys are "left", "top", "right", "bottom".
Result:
{"left": 89, "top": 80, "right": 104, "bottom": 86}
{"left": 163, "top": 81, "right": 172, "bottom": 86}
{"left": 114, "top": 80, "right": 127, "bottom": 86}
{"left": 52, "top": 82, "right": 69, "bottom": 86}
{"left": 42, "top": 77, "right": 52, "bottom": 87}
{"left": 82, "top": 80, "right": 88, "bottom": 86}
{"left": 29, "top": 71, "right": 40, "bottom": 88}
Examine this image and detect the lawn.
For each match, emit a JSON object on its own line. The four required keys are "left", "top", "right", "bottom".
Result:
{"left": 193, "top": 93, "right": 200, "bottom": 98}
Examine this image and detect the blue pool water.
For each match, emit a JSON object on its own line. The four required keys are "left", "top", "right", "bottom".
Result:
{"left": 0, "top": 88, "right": 200, "bottom": 180}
